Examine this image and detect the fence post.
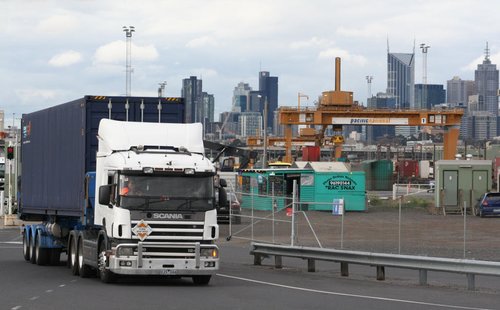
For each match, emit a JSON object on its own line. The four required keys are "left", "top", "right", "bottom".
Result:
{"left": 376, "top": 266, "right": 385, "bottom": 281}
{"left": 291, "top": 180, "right": 297, "bottom": 246}
{"left": 340, "top": 262, "right": 349, "bottom": 277}
{"left": 419, "top": 269, "right": 427, "bottom": 285}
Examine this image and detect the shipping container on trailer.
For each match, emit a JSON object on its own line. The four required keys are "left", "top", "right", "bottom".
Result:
{"left": 20, "top": 95, "right": 185, "bottom": 220}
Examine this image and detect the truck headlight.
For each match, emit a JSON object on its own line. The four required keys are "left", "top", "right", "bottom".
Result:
{"left": 117, "top": 246, "right": 134, "bottom": 257}
{"left": 200, "top": 248, "right": 218, "bottom": 258}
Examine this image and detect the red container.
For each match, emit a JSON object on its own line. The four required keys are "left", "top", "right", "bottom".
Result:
{"left": 397, "top": 160, "right": 419, "bottom": 179}
{"left": 302, "top": 146, "right": 320, "bottom": 161}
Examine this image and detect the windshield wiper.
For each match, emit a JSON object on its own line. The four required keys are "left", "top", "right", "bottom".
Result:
{"left": 175, "top": 199, "right": 192, "bottom": 210}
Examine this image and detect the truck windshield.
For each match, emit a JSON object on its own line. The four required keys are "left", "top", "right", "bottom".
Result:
{"left": 118, "top": 174, "right": 214, "bottom": 211}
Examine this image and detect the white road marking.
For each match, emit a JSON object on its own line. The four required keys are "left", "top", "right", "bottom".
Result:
{"left": 59, "top": 284, "right": 65, "bottom": 288}
{"left": 1, "top": 241, "right": 22, "bottom": 244}
{"left": 11, "top": 306, "right": 22, "bottom": 310}
{"left": 217, "top": 273, "right": 492, "bottom": 310}
{"left": 29, "top": 296, "right": 39, "bottom": 301}
{"left": 45, "top": 290, "right": 53, "bottom": 293}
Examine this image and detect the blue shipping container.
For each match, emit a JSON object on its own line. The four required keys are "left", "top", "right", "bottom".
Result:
{"left": 20, "top": 95, "right": 185, "bottom": 219}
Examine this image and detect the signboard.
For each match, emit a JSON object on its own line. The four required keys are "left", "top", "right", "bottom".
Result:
{"left": 323, "top": 175, "right": 358, "bottom": 191}
{"left": 332, "top": 117, "right": 409, "bottom": 125}
{"left": 332, "top": 198, "right": 344, "bottom": 215}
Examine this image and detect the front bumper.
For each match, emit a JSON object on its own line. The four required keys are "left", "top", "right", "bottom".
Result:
{"left": 107, "top": 242, "right": 219, "bottom": 276}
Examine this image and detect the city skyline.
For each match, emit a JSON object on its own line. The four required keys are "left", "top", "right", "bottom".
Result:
{"left": 2, "top": 1, "right": 500, "bottom": 127}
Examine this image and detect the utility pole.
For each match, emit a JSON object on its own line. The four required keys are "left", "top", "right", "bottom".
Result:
{"left": 365, "top": 75, "right": 373, "bottom": 102}
{"left": 420, "top": 44, "right": 430, "bottom": 141}
{"left": 123, "top": 26, "right": 135, "bottom": 97}
{"left": 420, "top": 44, "right": 430, "bottom": 107}
{"left": 263, "top": 97, "right": 268, "bottom": 169}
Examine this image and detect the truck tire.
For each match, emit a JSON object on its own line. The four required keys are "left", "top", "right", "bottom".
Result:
{"left": 29, "top": 232, "right": 37, "bottom": 264}
{"left": 49, "top": 249, "right": 61, "bottom": 266}
{"left": 98, "top": 240, "right": 115, "bottom": 283}
{"left": 69, "top": 234, "right": 79, "bottom": 275}
{"left": 35, "top": 231, "right": 49, "bottom": 266}
{"left": 192, "top": 275, "right": 211, "bottom": 285}
{"left": 23, "top": 230, "right": 30, "bottom": 261}
{"left": 78, "top": 237, "right": 94, "bottom": 278}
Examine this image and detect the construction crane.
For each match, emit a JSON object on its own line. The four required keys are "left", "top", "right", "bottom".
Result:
{"left": 248, "top": 57, "right": 464, "bottom": 163}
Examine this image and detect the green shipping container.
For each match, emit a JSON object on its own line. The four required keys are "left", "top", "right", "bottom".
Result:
{"left": 362, "top": 160, "right": 393, "bottom": 191}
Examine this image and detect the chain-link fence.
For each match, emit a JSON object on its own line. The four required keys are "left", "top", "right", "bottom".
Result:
{"left": 220, "top": 173, "right": 500, "bottom": 261}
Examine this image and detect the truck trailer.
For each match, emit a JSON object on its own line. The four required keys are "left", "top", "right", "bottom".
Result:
{"left": 20, "top": 96, "right": 220, "bottom": 284}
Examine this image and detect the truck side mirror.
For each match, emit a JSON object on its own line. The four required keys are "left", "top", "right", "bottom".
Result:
{"left": 218, "top": 186, "right": 227, "bottom": 209}
{"left": 219, "top": 179, "right": 227, "bottom": 188}
{"left": 99, "top": 185, "right": 114, "bottom": 207}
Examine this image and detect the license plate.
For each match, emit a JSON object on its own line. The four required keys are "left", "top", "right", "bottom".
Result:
{"left": 161, "top": 269, "right": 176, "bottom": 275}
{"left": 494, "top": 209, "right": 500, "bottom": 213}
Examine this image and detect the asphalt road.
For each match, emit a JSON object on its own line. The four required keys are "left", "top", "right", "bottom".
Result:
{"left": 1, "top": 227, "right": 500, "bottom": 310}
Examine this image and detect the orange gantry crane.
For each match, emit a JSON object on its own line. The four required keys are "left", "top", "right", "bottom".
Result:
{"left": 248, "top": 57, "right": 464, "bottom": 163}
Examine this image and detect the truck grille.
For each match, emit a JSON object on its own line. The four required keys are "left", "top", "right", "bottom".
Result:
{"left": 131, "top": 220, "right": 205, "bottom": 241}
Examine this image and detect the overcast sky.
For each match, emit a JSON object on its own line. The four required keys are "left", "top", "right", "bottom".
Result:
{"left": 2, "top": 0, "right": 500, "bottom": 127}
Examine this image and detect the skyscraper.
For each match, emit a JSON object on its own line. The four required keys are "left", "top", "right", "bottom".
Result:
{"left": 387, "top": 50, "right": 415, "bottom": 137}
{"left": 181, "top": 76, "right": 214, "bottom": 129}
{"left": 474, "top": 43, "right": 499, "bottom": 117}
{"left": 446, "top": 76, "right": 475, "bottom": 107}
{"left": 366, "top": 93, "right": 396, "bottom": 144}
{"left": 464, "top": 43, "right": 500, "bottom": 140}
{"left": 181, "top": 76, "right": 202, "bottom": 123}
{"left": 387, "top": 52, "right": 415, "bottom": 109}
{"left": 239, "top": 112, "right": 262, "bottom": 138}
{"left": 414, "top": 84, "right": 446, "bottom": 110}
{"left": 232, "top": 82, "right": 252, "bottom": 112}
{"left": 259, "top": 71, "right": 278, "bottom": 134}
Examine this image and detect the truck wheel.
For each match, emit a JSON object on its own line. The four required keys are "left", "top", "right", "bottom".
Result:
{"left": 69, "top": 236, "right": 79, "bottom": 275}
{"left": 98, "top": 241, "right": 115, "bottom": 283}
{"left": 78, "top": 237, "right": 94, "bottom": 278}
{"left": 192, "top": 275, "right": 211, "bottom": 285}
{"left": 35, "top": 231, "right": 49, "bottom": 266}
{"left": 50, "top": 249, "right": 61, "bottom": 266}
{"left": 23, "top": 230, "right": 30, "bottom": 261}
{"left": 29, "top": 232, "right": 37, "bottom": 264}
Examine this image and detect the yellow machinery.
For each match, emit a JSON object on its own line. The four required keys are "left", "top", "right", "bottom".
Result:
{"left": 248, "top": 57, "right": 463, "bottom": 163}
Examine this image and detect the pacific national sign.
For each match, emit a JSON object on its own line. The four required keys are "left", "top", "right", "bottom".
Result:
{"left": 332, "top": 117, "right": 409, "bottom": 125}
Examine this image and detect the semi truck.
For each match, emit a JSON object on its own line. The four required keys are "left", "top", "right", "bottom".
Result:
{"left": 19, "top": 96, "right": 219, "bottom": 284}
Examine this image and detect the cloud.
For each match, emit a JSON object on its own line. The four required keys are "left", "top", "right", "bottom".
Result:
{"left": 336, "top": 24, "right": 388, "bottom": 39}
{"left": 190, "top": 68, "right": 218, "bottom": 78}
{"left": 290, "top": 37, "right": 334, "bottom": 49}
{"left": 15, "top": 89, "right": 57, "bottom": 105}
{"left": 36, "top": 14, "right": 78, "bottom": 35}
{"left": 318, "top": 48, "right": 367, "bottom": 66}
{"left": 461, "top": 52, "right": 500, "bottom": 71}
{"left": 93, "top": 41, "right": 159, "bottom": 65}
{"left": 186, "top": 36, "right": 218, "bottom": 48}
{"left": 48, "top": 50, "right": 82, "bottom": 67}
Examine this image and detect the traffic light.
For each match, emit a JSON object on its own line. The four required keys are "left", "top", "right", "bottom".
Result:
{"left": 7, "top": 146, "right": 14, "bottom": 160}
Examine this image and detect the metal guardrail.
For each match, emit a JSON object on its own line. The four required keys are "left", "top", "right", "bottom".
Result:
{"left": 250, "top": 242, "right": 500, "bottom": 290}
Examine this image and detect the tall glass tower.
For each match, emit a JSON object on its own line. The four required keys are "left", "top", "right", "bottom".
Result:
{"left": 259, "top": 71, "right": 278, "bottom": 133}
{"left": 387, "top": 51, "right": 415, "bottom": 137}
{"left": 474, "top": 43, "right": 499, "bottom": 117}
